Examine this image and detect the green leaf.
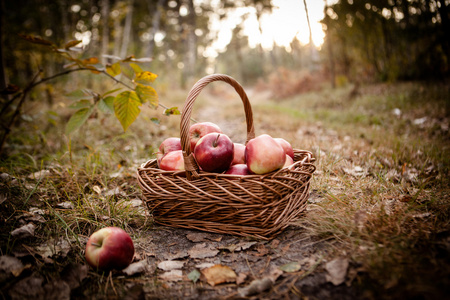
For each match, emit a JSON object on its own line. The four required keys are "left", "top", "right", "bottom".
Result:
{"left": 68, "top": 99, "right": 92, "bottom": 109}
{"left": 102, "top": 88, "right": 122, "bottom": 97}
{"left": 66, "top": 89, "right": 89, "bottom": 101}
{"left": 114, "top": 91, "right": 141, "bottom": 131}
{"left": 151, "top": 117, "right": 160, "bottom": 125}
{"left": 134, "top": 71, "right": 158, "bottom": 85}
{"left": 164, "top": 107, "right": 180, "bottom": 116}
{"left": 98, "top": 96, "right": 115, "bottom": 114}
{"left": 136, "top": 84, "right": 158, "bottom": 108}
{"left": 106, "top": 62, "right": 121, "bottom": 77}
{"left": 278, "top": 262, "right": 301, "bottom": 273}
{"left": 65, "top": 107, "right": 94, "bottom": 135}
{"left": 187, "top": 269, "right": 201, "bottom": 283}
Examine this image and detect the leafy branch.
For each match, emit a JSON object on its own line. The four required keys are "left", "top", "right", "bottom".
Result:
{"left": 0, "top": 35, "right": 180, "bottom": 154}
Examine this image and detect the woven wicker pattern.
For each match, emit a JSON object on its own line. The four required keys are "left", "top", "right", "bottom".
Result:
{"left": 137, "top": 74, "right": 316, "bottom": 240}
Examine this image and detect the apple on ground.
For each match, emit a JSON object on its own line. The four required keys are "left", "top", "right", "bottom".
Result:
{"left": 194, "top": 133, "right": 234, "bottom": 173}
{"left": 232, "top": 143, "right": 246, "bottom": 165}
{"left": 85, "top": 227, "right": 135, "bottom": 271}
{"left": 245, "top": 134, "right": 286, "bottom": 175}
{"left": 159, "top": 150, "right": 185, "bottom": 171}
{"left": 156, "top": 137, "right": 182, "bottom": 167}
{"left": 274, "top": 138, "right": 294, "bottom": 159}
{"left": 189, "top": 122, "right": 222, "bottom": 152}
{"left": 283, "top": 154, "right": 294, "bottom": 168}
{"left": 225, "top": 164, "right": 252, "bottom": 175}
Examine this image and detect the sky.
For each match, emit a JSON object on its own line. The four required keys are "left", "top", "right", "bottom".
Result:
{"left": 205, "top": 0, "right": 329, "bottom": 57}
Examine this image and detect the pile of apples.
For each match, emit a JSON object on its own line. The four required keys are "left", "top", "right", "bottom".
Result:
{"left": 157, "top": 122, "right": 295, "bottom": 175}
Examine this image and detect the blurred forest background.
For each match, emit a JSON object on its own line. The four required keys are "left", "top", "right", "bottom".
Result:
{"left": 1, "top": 0, "right": 449, "bottom": 93}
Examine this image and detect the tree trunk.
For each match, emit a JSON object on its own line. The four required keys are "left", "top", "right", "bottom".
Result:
{"left": 146, "top": 0, "right": 166, "bottom": 59}
{"left": 0, "top": 0, "right": 7, "bottom": 100}
{"left": 120, "top": 0, "right": 134, "bottom": 59}
{"left": 101, "top": 0, "right": 110, "bottom": 64}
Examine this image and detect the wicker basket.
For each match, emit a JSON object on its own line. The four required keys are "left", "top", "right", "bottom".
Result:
{"left": 137, "top": 74, "right": 315, "bottom": 240}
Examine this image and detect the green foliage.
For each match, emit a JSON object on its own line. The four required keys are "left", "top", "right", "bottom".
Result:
{"left": 12, "top": 35, "right": 170, "bottom": 135}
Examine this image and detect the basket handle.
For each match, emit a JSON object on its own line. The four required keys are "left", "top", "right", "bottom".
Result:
{"left": 180, "top": 74, "right": 255, "bottom": 180}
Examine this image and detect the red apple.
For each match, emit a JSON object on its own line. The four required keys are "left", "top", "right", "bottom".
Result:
{"left": 194, "top": 133, "right": 234, "bottom": 173}
{"left": 189, "top": 122, "right": 222, "bottom": 152}
{"left": 245, "top": 134, "right": 286, "bottom": 175}
{"left": 159, "top": 150, "right": 185, "bottom": 171}
{"left": 283, "top": 154, "right": 294, "bottom": 168}
{"left": 157, "top": 137, "right": 182, "bottom": 167}
{"left": 274, "top": 138, "right": 294, "bottom": 159}
{"left": 232, "top": 143, "right": 246, "bottom": 165}
{"left": 85, "top": 227, "right": 134, "bottom": 271}
{"left": 225, "top": 164, "right": 252, "bottom": 175}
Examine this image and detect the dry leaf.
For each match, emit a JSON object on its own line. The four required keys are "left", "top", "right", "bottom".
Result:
{"left": 28, "top": 170, "right": 51, "bottom": 180}
{"left": 218, "top": 241, "right": 257, "bottom": 252}
{"left": 57, "top": 202, "right": 75, "bottom": 209}
{"left": 238, "top": 277, "right": 273, "bottom": 297}
{"left": 278, "top": 261, "right": 301, "bottom": 273}
{"left": 60, "top": 263, "right": 88, "bottom": 290}
{"left": 325, "top": 257, "right": 349, "bottom": 286}
{"left": 157, "top": 260, "right": 185, "bottom": 271}
{"left": 11, "top": 223, "right": 36, "bottom": 239}
{"left": 201, "top": 264, "right": 236, "bottom": 286}
{"left": 186, "top": 232, "right": 222, "bottom": 242}
{"left": 123, "top": 260, "right": 149, "bottom": 276}
{"left": 159, "top": 270, "right": 183, "bottom": 282}
{"left": 187, "top": 243, "right": 219, "bottom": 259}
{"left": 0, "top": 256, "right": 28, "bottom": 282}
{"left": 36, "top": 238, "right": 71, "bottom": 258}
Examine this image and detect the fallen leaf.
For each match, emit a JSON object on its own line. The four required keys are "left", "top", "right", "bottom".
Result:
{"left": 201, "top": 264, "right": 236, "bottom": 286}
{"left": 278, "top": 261, "right": 302, "bottom": 273}
{"left": 92, "top": 185, "right": 102, "bottom": 195}
{"left": 195, "top": 262, "right": 215, "bottom": 269}
{"left": 325, "top": 257, "right": 349, "bottom": 286}
{"left": 188, "top": 243, "right": 219, "bottom": 259}
{"left": 343, "top": 166, "right": 366, "bottom": 177}
{"left": 28, "top": 170, "right": 51, "bottom": 180}
{"left": 11, "top": 223, "right": 36, "bottom": 239}
{"left": 157, "top": 260, "right": 185, "bottom": 271}
{"left": 218, "top": 241, "right": 257, "bottom": 252}
{"left": 36, "top": 238, "right": 71, "bottom": 258}
{"left": 0, "top": 256, "right": 28, "bottom": 283}
{"left": 0, "top": 194, "right": 6, "bottom": 204}
{"left": 57, "top": 202, "right": 75, "bottom": 209}
{"left": 60, "top": 263, "right": 88, "bottom": 289}
{"left": 186, "top": 232, "right": 222, "bottom": 242}
{"left": 159, "top": 270, "right": 183, "bottom": 282}
{"left": 123, "top": 260, "right": 149, "bottom": 276}
{"left": 236, "top": 273, "right": 248, "bottom": 285}
{"left": 238, "top": 277, "right": 273, "bottom": 297}
{"left": 187, "top": 269, "right": 201, "bottom": 283}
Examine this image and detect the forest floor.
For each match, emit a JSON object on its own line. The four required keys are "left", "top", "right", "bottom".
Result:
{"left": 1, "top": 78, "right": 449, "bottom": 299}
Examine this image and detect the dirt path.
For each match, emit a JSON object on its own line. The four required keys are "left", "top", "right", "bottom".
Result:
{"left": 124, "top": 86, "right": 359, "bottom": 299}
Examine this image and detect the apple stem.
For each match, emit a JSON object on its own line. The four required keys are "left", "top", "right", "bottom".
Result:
{"left": 91, "top": 242, "right": 102, "bottom": 247}
{"left": 213, "top": 134, "right": 220, "bottom": 147}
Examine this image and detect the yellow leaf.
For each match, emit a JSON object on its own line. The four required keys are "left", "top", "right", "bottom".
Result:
{"left": 201, "top": 264, "right": 236, "bottom": 286}
{"left": 106, "top": 62, "right": 121, "bottom": 77}
{"left": 134, "top": 71, "right": 158, "bottom": 85}
{"left": 135, "top": 84, "right": 158, "bottom": 108}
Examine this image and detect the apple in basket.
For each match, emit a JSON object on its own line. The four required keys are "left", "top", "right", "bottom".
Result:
{"left": 245, "top": 134, "right": 286, "bottom": 175}
{"left": 156, "top": 137, "right": 182, "bottom": 167}
{"left": 159, "top": 150, "right": 185, "bottom": 171}
{"left": 232, "top": 143, "right": 246, "bottom": 165}
{"left": 189, "top": 122, "right": 222, "bottom": 151}
{"left": 283, "top": 155, "right": 294, "bottom": 168}
{"left": 225, "top": 163, "right": 252, "bottom": 175}
{"left": 194, "top": 133, "right": 234, "bottom": 173}
{"left": 274, "top": 137, "right": 294, "bottom": 159}
{"left": 85, "top": 227, "right": 135, "bottom": 271}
